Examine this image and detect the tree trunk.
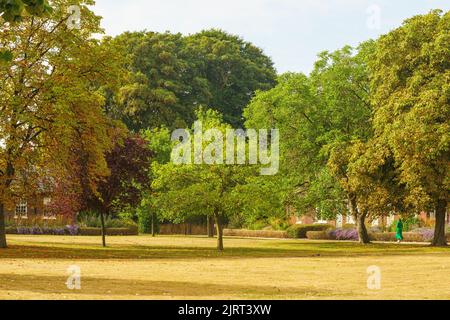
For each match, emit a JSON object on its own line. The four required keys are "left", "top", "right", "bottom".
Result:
{"left": 1, "top": 160, "right": 15, "bottom": 249}
{"left": 357, "top": 211, "right": 371, "bottom": 244}
{"left": 432, "top": 200, "right": 447, "bottom": 247}
{"left": 214, "top": 214, "right": 224, "bottom": 252}
{"left": 349, "top": 194, "right": 370, "bottom": 244}
{"left": 151, "top": 211, "right": 155, "bottom": 237}
{"left": 0, "top": 203, "right": 7, "bottom": 249}
{"left": 100, "top": 211, "right": 106, "bottom": 247}
{"left": 207, "top": 216, "right": 214, "bottom": 238}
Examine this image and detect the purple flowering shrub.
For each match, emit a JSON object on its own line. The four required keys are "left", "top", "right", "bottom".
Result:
{"left": 413, "top": 228, "right": 435, "bottom": 242}
{"left": 15, "top": 225, "right": 79, "bottom": 236}
{"left": 329, "top": 228, "right": 359, "bottom": 241}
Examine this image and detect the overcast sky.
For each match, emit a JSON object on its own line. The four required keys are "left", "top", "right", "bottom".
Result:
{"left": 92, "top": 0, "right": 450, "bottom": 74}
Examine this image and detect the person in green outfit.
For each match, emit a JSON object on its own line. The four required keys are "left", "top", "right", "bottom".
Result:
{"left": 396, "top": 219, "right": 404, "bottom": 243}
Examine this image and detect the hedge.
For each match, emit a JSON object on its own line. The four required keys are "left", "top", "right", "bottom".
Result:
{"left": 5, "top": 227, "right": 18, "bottom": 235}
{"left": 306, "top": 231, "right": 333, "bottom": 240}
{"left": 5, "top": 226, "right": 138, "bottom": 236}
{"left": 370, "top": 232, "right": 427, "bottom": 243}
{"left": 286, "top": 224, "right": 333, "bottom": 239}
{"left": 307, "top": 230, "right": 450, "bottom": 243}
{"left": 223, "top": 229, "right": 289, "bottom": 239}
{"left": 78, "top": 227, "right": 138, "bottom": 236}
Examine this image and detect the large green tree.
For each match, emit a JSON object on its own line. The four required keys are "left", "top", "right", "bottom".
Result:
{"left": 186, "top": 29, "right": 277, "bottom": 127}
{"left": 109, "top": 29, "right": 277, "bottom": 131}
{"left": 152, "top": 109, "right": 257, "bottom": 251}
{"left": 116, "top": 32, "right": 210, "bottom": 131}
{"left": 245, "top": 43, "right": 377, "bottom": 243}
{"left": 369, "top": 10, "right": 450, "bottom": 246}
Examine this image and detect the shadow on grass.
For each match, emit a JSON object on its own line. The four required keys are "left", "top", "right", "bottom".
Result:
{"left": 0, "top": 239, "right": 448, "bottom": 261}
{"left": 0, "top": 273, "right": 346, "bottom": 299}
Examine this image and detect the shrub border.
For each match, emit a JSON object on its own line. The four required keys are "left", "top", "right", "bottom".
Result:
{"left": 5, "top": 226, "right": 138, "bottom": 236}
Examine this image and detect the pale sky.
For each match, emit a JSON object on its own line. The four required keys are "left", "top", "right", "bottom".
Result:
{"left": 92, "top": 0, "right": 450, "bottom": 74}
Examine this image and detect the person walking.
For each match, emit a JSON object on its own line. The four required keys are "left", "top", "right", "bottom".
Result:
{"left": 396, "top": 218, "right": 404, "bottom": 243}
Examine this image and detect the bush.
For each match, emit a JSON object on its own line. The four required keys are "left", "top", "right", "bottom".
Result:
{"left": 306, "top": 231, "right": 333, "bottom": 240}
{"left": 370, "top": 232, "right": 395, "bottom": 242}
{"left": 6, "top": 216, "right": 73, "bottom": 229}
{"left": 5, "top": 227, "right": 18, "bottom": 235}
{"left": 307, "top": 228, "right": 450, "bottom": 243}
{"left": 330, "top": 228, "right": 359, "bottom": 241}
{"left": 370, "top": 232, "right": 426, "bottom": 242}
{"left": 268, "top": 218, "right": 290, "bottom": 231}
{"left": 137, "top": 208, "right": 159, "bottom": 234}
{"left": 77, "top": 211, "right": 138, "bottom": 229}
{"left": 223, "top": 229, "right": 288, "bottom": 239}
{"left": 79, "top": 227, "right": 138, "bottom": 236}
{"left": 6, "top": 225, "right": 77, "bottom": 236}
{"left": 247, "top": 220, "right": 271, "bottom": 231}
{"left": 412, "top": 228, "right": 435, "bottom": 241}
{"left": 286, "top": 224, "right": 333, "bottom": 239}
{"left": 5, "top": 225, "right": 138, "bottom": 236}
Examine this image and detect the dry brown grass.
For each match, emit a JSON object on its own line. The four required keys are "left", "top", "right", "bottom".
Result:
{"left": 0, "top": 235, "right": 449, "bottom": 300}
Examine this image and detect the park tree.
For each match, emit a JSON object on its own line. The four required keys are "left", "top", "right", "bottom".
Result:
{"left": 244, "top": 43, "right": 376, "bottom": 243}
{"left": 311, "top": 43, "right": 376, "bottom": 243}
{"left": 152, "top": 109, "right": 259, "bottom": 251}
{"left": 136, "top": 127, "right": 173, "bottom": 236}
{"left": 186, "top": 29, "right": 277, "bottom": 127}
{"left": 244, "top": 72, "right": 331, "bottom": 225}
{"left": 231, "top": 174, "right": 292, "bottom": 230}
{"left": 85, "top": 133, "right": 153, "bottom": 247}
{"left": 115, "top": 31, "right": 210, "bottom": 131}
{"left": 0, "top": 0, "right": 120, "bottom": 248}
{"left": 369, "top": 10, "right": 450, "bottom": 246}
{"left": 109, "top": 29, "right": 277, "bottom": 131}
{"left": 346, "top": 140, "right": 409, "bottom": 226}
{"left": 99, "top": 31, "right": 147, "bottom": 121}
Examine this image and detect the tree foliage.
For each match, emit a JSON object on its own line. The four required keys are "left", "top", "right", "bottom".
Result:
{"left": 0, "top": 0, "right": 120, "bottom": 248}
{"left": 109, "top": 29, "right": 277, "bottom": 131}
{"left": 369, "top": 10, "right": 450, "bottom": 246}
{"left": 152, "top": 109, "right": 257, "bottom": 251}
{"left": 0, "top": 0, "right": 51, "bottom": 22}
{"left": 0, "top": 0, "right": 52, "bottom": 61}
{"left": 244, "top": 43, "right": 378, "bottom": 243}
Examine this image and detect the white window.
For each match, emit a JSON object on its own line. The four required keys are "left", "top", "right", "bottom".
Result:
{"left": 15, "top": 200, "right": 28, "bottom": 218}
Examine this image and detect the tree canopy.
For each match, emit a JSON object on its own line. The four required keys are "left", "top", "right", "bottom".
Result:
{"left": 0, "top": 0, "right": 121, "bottom": 248}
{"left": 108, "top": 29, "right": 277, "bottom": 131}
{"left": 369, "top": 10, "right": 450, "bottom": 246}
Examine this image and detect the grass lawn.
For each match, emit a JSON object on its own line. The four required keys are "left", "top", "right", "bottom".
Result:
{"left": 0, "top": 235, "right": 449, "bottom": 300}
